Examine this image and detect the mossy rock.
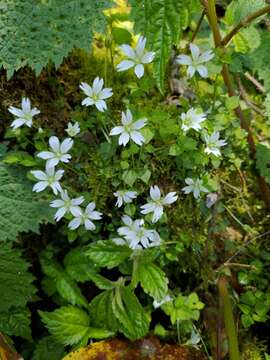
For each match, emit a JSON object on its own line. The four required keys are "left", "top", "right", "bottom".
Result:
{"left": 63, "top": 337, "right": 206, "bottom": 360}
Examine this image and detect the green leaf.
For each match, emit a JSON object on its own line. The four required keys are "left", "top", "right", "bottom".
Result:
{"left": 130, "top": 0, "right": 186, "bottom": 92}
{"left": 112, "top": 286, "right": 150, "bottom": 340}
{"left": 64, "top": 247, "right": 100, "bottom": 283}
{"left": 0, "top": 307, "right": 31, "bottom": 340}
{"left": 264, "top": 93, "right": 270, "bottom": 121}
{"left": 233, "top": 27, "right": 261, "bottom": 53}
{"left": 0, "top": 164, "right": 53, "bottom": 241}
{"left": 133, "top": 259, "right": 168, "bottom": 301}
{"left": 225, "top": 0, "right": 266, "bottom": 26}
{"left": 112, "top": 27, "right": 132, "bottom": 45}
{"left": 39, "top": 306, "right": 90, "bottom": 346}
{"left": 32, "top": 336, "right": 65, "bottom": 360}
{"left": 89, "top": 290, "right": 119, "bottom": 332}
{"left": 41, "top": 247, "right": 88, "bottom": 307}
{"left": 86, "top": 240, "right": 132, "bottom": 269}
{"left": 256, "top": 143, "right": 270, "bottom": 185}
{"left": 0, "top": 243, "right": 36, "bottom": 312}
{"left": 0, "top": 0, "right": 110, "bottom": 77}
{"left": 225, "top": 96, "right": 240, "bottom": 110}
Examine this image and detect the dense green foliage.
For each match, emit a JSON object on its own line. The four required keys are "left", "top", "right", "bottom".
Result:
{"left": 1, "top": 0, "right": 270, "bottom": 359}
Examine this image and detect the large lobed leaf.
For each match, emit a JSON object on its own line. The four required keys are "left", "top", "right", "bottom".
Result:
{"left": 0, "top": 0, "right": 110, "bottom": 78}
{"left": 129, "top": 0, "right": 187, "bottom": 92}
{"left": 0, "top": 163, "right": 53, "bottom": 242}
{"left": 0, "top": 243, "right": 36, "bottom": 312}
{"left": 224, "top": 0, "right": 267, "bottom": 26}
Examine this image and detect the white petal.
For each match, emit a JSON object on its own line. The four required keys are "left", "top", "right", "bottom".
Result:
{"left": 84, "top": 219, "right": 95, "bottom": 230}
{"left": 72, "top": 196, "right": 84, "bottom": 206}
{"left": 182, "top": 185, "right": 193, "bottom": 194}
{"left": 120, "top": 44, "right": 136, "bottom": 58}
{"left": 194, "top": 187, "right": 200, "bottom": 199}
{"left": 150, "top": 185, "right": 161, "bottom": 201}
{"left": 185, "top": 178, "right": 194, "bottom": 185}
{"left": 86, "top": 202, "right": 95, "bottom": 213}
{"left": 82, "top": 98, "right": 94, "bottom": 107}
{"left": 68, "top": 217, "right": 81, "bottom": 230}
{"left": 51, "top": 182, "right": 62, "bottom": 195}
{"left": 92, "top": 77, "right": 103, "bottom": 93}
{"left": 110, "top": 126, "right": 124, "bottom": 136}
{"left": 10, "top": 119, "right": 25, "bottom": 129}
{"left": 95, "top": 100, "right": 107, "bottom": 112}
{"left": 99, "top": 88, "right": 113, "bottom": 99}
{"left": 152, "top": 205, "right": 163, "bottom": 223}
{"left": 130, "top": 130, "right": 145, "bottom": 145}
{"left": 132, "top": 118, "right": 147, "bottom": 130}
{"left": 37, "top": 151, "right": 54, "bottom": 160}
{"left": 89, "top": 210, "right": 102, "bottom": 220}
{"left": 8, "top": 106, "right": 24, "bottom": 117}
{"left": 60, "top": 138, "right": 73, "bottom": 153}
{"left": 176, "top": 54, "right": 192, "bottom": 65}
{"left": 190, "top": 43, "right": 200, "bottom": 61}
{"left": 70, "top": 206, "right": 83, "bottom": 217}
{"left": 134, "top": 64, "right": 144, "bottom": 78}
{"left": 141, "top": 203, "right": 156, "bottom": 214}
{"left": 197, "top": 65, "right": 208, "bottom": 78}
{"left": 199, "top": 50, "right": 214, "bottom": 63}
{"left": 119, "top": 132, "right": 130, "bottom": 146}
{"left": 54, "top": 207, "right": 66, "bottom": 221}
{"left": 31, "top": 170, "right": 47, "bottom": 180}
{"left": 22, "top": 97, "right": 31, "bottom": 112}
{"left": 46, "top": 158, "right": 59, "bottom": 169}
{"left": 79, "top": 82, "right": 93, "bottom": 97}
{"left": 135, "top": 36, "right": 146, "bottom": 57}
{"left": 117, "top": 60, "right": 135, "bottom": 72}
{"left": 187, "top": 66, "right": 196, "bottom": 78}
{"left": 55, "top": 169, "right": 65, "bottom": 181}
{"left": 33, "top": 181, "right": 48, "bottom": 192}
{"left": 141, "top": 52, "right": 155, "bottom": 64}
{"left": 163, "top": 192, "right": 178, "bottom": 205}
{"left": 124, "top": 109, "right": 133, "bottom": 124}
{"left": 50, "top": 199, "right": 65, "bottom": 208}
{"left": 49, "top": 136, "right": 60, "bottom": 152}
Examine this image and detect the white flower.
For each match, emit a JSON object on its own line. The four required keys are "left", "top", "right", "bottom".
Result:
{"left": 182, "top": 178, "right": 209, "bottom": 199}
{"left": 65, "top": 122, "right": 80, "bottom": 137}
{"left": 180, "top": 108, "right": 206, "bottom": 133}
{"left": 37, "top": 136, "right": 73, "bottom": 169}
{"left": 68, "top": 202, "right": 102, "bottom": 231}
{"left": 206, "top": 193, "right": 218, "bottom": 208}
{"left": 8, "top": 97, "right": 40, "bottom": 129}
{"left": 31, "top": 164, "right": 64, "bottom": 195}
{"left": 117, "top": 215, "right": 161, "bottom": 249}
{"left": 204, "top": 131, "right": 227, "bottom": 157}
{"left": 153, "top": 295, "right": 172, "bottom": 309}
{"left": 141, "top": 185, "right": 178, "bottom": 223}
{"left": 110, "top": 109, "right": 147, "bottom": 146}
{"left": 113, "top": 190, "right": 137, "bottom": 208}
{"left": 117, "top": 36, "right": 155, "bottom": 78}
{"left": 50, "top": 190, "right": 84, "bottom": 221}
{"left": 176, "top": 43, "right": 214, "bottom": 78}
{"left": 80, "top": 77, "right": 113, "bottom": 112}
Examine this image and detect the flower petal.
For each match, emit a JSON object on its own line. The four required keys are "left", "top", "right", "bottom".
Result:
{"left": 68, "top": 217, "right": 81, "bottom": 230}
{"left": 130, "top": 131, "right": 145, "bottom": 145}
{"left": 150, "top": 185, "right": 161, "bottom": 201}
{"left": 37, "top": 151, "right": 54, "bottom": 160}
{"left": 134, "top": 64, "right": 144, "bottom": 78}
{"left": 132, "top": 118, "right": 147, "bottom": 130}
{"left": 176, "top": 54, "right": 192, "bottom": 65}
{"left": 33, "top": 181, "right": 48, "bottom": 192}
{"left": 116, "top": 60, "right": 135, "bottom": 72}
{"left": 110, "top": 126, "right": 124, "bottom": 136}
{"left": 80, "top": 82, "right": 93, "bottom": 97}
{"left": 197, "top": 65, "right": 208, "bottom": 78}
{"left": 92, "top": 77, "right": 103, "bottom": 93}
{"left": 60, "top": 138, "right": 73, "bottom": 153}
{"left": 120, "top": 44, "right": 136, "bottom": 58}
{"left": 163, "top": 192, "right": 178, "bottom": 205}
{"left": 119, "top": 132, "right": 130, "bottom": 146}
{"left": 190, "top": 43, "right": 200, "bottom": 61}
{"left": 141, "top": 51, "right": 155, "bottom": 64}
{"left": 49, "top": 136, "right": 60, "bottom": 152}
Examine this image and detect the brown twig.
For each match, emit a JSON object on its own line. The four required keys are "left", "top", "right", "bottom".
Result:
{"left": 202, "top": 0, "right": 270, "bottom": 208}
{"left": 221, "top": 5, "right": 270, "bottom": 46}
{"left": 191, "top": 10, "right": 205, "bottom": 42}
{"left": 236, "top": 75, "right": 265, "bottom": 116}
{"left": 244, "top": 71, "right": 266, "bottom": 93}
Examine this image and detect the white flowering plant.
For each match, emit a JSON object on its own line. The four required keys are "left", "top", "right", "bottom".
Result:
{"left": 2, "top": 0, "right": 270, "bottom": 357}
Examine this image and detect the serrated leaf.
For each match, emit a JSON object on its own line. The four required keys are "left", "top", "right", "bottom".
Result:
{"left": 32, "top": 336, "right": 65, "bottom": 360}
{"left": 41, "top": 247, "right": 88, "bottom": 307}
{"left": 39, "top": 306, "right": 90, "bottom": 346}
{"left": 225, "top": 0, "right": 266, "bottom": 26}
{"left": 86, "top": 240, "right": 132, "bottom": 269}
{"left": 40, "top": 306, "right": 112, "bottom": 346}
{"left": 112, "top": 286, "right": 150, "bottom": 340}
{"left": 0, "top": 0, "right": 109, "bottom": 77}
{"left": 256, "top": 143, "right": 270, "bottom": 184}
{"left": 130, "top": 0, "right": 186, "bottom": 92}
{"left": 89, "top": 290, "right": 119, "bottom": 332}
{"left": 0, "top": 307, "right": 31, "bottom": 340}
{"left": 233, "top": 26, "right": 261, "bottom": 53}
{"left": 0, "top": 164, "right": 53, "bottom": 241}
{"left": 0, "top": 243, "right": 36, "bottom": 312}
{"left": 133, "top": 260, "right": 168, "bottom": 301}
{"left": 64, "top": 247, "right": 100, "bottom": 282}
